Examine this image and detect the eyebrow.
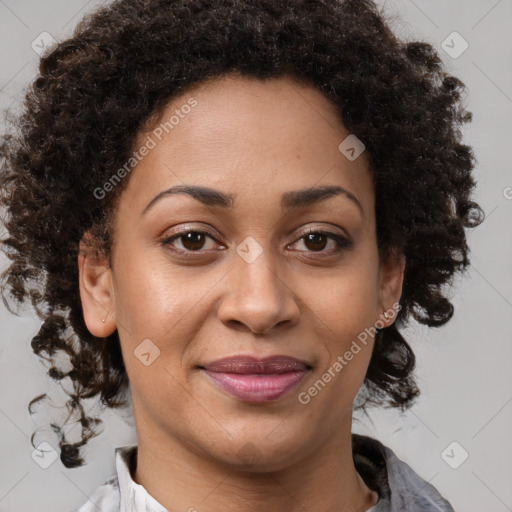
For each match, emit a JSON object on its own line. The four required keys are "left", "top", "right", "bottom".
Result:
{"left": 142, "top": 184, "right": 364, "bottom": 216}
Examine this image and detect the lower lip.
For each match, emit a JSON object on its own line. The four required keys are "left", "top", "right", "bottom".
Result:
{"left": 202, "top": 369, "right": 309, "bottom": 402}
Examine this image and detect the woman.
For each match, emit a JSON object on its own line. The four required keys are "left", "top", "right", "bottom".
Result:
{"left": 0, "top": 0, "right": 483, "bottom": 510}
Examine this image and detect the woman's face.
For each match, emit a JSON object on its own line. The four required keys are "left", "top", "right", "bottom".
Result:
{"left": 80, "top": 74, "right": 404, "bottom": 470}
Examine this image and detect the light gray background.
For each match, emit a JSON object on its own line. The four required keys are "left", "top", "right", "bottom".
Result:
{"left": 0, "top": 1, "right": 510, "bottom": 511}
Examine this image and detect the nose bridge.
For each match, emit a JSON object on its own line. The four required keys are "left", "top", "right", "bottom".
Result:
{"left": 238, "top": 244, "right": 282, "bottom": 298}
{"left": 218, "top": 238, "right": 298, "bottom": 333}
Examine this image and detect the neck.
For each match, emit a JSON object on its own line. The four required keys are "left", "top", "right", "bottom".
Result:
{"left": 132, "top": 411, "right": 378, "bottom": 512}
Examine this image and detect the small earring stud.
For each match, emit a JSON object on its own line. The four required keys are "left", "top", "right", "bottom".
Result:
{"left": 102, "top": 316, "right": 107, "bottom": 323}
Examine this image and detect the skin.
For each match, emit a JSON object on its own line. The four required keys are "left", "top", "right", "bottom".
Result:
{"left": 78, "top": 74, "right": 405, "bottom": 512}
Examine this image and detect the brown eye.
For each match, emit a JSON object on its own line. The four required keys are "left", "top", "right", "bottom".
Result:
{"left": 162, "top": 230, "right": 219, "bottom": 253}
{"left": 303, "top": 232, "right": 329, "bottom": 252}
{"left": 290, "top": 229, "right": 352, "bottom": 254}
{"left": 178, "top": 231, "right": 208, "bottom": 251}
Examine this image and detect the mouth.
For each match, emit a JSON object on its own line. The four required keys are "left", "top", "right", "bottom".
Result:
{"left": 199, "top": 355, "right": 312, "bottom": 403}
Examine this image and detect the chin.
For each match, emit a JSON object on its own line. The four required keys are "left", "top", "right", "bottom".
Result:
{"left": 200, "top": 428, "right": 310, "bottom": 472}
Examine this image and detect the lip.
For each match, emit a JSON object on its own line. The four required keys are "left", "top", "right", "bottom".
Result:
{"left": 200, "top": 355, "right": 311, "bottom": 402}
{"left": 202, "top": 355, "right": 311, "bottom": 374}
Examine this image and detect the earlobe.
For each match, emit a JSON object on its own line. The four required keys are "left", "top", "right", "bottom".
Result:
{"left": 377, "top": 249, "right": 405, "bottom": 328}
{"left": 78, "top": 234, "right": 117, "bottom": 337}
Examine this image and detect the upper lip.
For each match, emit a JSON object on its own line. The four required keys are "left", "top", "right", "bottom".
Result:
{"left": 201, "top": 355, "right": 312, "bottom": 374}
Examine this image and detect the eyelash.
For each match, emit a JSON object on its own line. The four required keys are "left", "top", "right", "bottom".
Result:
{"left": 161, "top": 227, "right": 352, "bottom": 257}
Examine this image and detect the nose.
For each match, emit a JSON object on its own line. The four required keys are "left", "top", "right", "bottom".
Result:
{"left": 217, "top": 247, "right": 300, "bottom": 335}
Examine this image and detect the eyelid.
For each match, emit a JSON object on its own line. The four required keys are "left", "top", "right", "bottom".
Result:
{"left": 297, "top": 225, "right": 351, "bottom": 242}
{"left": 161, "top": 224, "right": 220, "bottom": 241}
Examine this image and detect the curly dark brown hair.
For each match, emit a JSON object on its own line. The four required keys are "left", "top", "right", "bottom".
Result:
{"left": 0, "top": 0, "right": 483, "bottom": 468}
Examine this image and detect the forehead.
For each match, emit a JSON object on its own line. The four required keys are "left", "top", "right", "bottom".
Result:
{"left": 123, "top": 74, "right": 373, "bottom": 217}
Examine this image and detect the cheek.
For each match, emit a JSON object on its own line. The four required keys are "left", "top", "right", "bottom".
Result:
{"left": 111, "top": 257, "right": 205, "bottom": 420}
{"left": 111, "top": 250, "right": 224, "bottom": 380}
{"left": 306, "top": 257, "right": 380, "bottom": 342}
{"left": 112, "top": 247, "right": 196, "bottom": 338}
{"left": 300, "top": 255, "right": 379, "bottom": 398}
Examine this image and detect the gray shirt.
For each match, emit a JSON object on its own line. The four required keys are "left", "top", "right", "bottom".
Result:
{"left": 352, "top": 434, "right": 455, "bottom": 511}
{"left": 72, "top": 434, "right": 455, "bottom": 512}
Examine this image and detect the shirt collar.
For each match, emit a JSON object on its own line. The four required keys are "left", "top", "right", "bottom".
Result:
{"left": 115, "top": 445, "right": 168, "bottom": 512}
{"left": 113, "top": 439, "right": 385, "bottom": 512}
{"left": 112, "top": 439, "right": 385, "bottom": 512}
{"left": 113, "top": 435, "right": 454, "bottom": 512}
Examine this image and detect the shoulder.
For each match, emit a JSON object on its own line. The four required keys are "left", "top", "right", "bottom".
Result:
{"left": 69, "top": 474, "right": 120, "bottom": 512}
{"left": 69, "top": 444, "right": 169, "bottom": 512}
{"left": 352, "top": 433, "right": 456, "bottom": 512}
{"left": 68, "top": 444, "right": 138, "bottom": 512}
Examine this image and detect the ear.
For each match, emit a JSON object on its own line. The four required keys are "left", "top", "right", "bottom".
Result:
{"left": 376, "top": 248, "right": 405, "bottom": 327}
{"left": 78, "top": 232, "right": 117, "bottom": 337}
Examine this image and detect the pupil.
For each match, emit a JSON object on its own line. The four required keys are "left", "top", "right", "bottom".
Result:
{"left": 183, "top": 232, "right": 204, "bottom": 250}
{"left": 305, "top": 233, "right": 326, "bottom": 251}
